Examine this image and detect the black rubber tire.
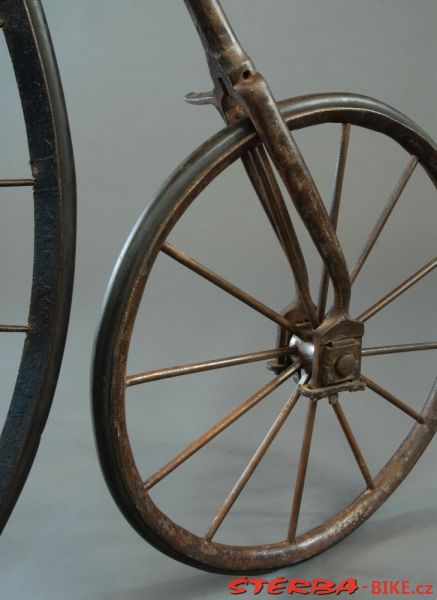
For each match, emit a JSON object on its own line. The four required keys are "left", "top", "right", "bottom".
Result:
{"left": 0, "top": 0, "right": 76, "bottom": 532}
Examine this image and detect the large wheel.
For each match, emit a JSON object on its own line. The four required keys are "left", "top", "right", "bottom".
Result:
{"left": 0, "top": 0, "right": 75, "bottom": 531}
{"left": 92, "top": 94, "right": 436, "bottom": 573}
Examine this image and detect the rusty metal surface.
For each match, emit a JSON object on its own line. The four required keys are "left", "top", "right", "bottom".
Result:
{"left": 185, "top": 0, "right": 351, "bottom": 322}
{"left": 92, "top": 87, "right": 437, "bottom": 572}
{"left": 0, "top": 0, "right": 76, "bottom": 532}
{"left": 126, "top": 346, "right": 297, "bottom": 387}
{"left": 0, "top": 0, "right": 434, "bottom": 576}
{"left": 91, "top": 0, "right": 437, "bottom": 575}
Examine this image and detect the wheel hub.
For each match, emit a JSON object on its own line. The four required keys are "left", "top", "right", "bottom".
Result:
{"left": 289, "top": 317, "right": 365, "bottom": 399}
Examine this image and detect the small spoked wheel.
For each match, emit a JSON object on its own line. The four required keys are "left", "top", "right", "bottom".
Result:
{"left": 0, "top": 1, "right": 75, "bottom": 531}
{"left": 93, "top": 94, "right": 436, "bottom": 573}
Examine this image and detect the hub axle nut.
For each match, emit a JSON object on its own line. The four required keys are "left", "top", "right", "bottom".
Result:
{"left": 335, "top": 353, "right": 357, "bottom": 378}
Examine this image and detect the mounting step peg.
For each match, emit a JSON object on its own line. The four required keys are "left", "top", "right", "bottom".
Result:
{"left": 185, "top": 90, "right": 216, "bottom": 106}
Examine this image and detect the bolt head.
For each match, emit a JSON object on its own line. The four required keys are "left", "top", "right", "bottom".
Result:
{"left": 335, "top": 353, "right": 357, "bottom": 378}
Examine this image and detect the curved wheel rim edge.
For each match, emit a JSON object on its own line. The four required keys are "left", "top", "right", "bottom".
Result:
{"left": 92, "top": 93, "right": 436, "bottom": 572}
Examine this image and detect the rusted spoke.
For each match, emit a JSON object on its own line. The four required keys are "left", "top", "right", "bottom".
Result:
{"left": 126, "top": 346, "right": 296, "bottom": 387}
{"left": 143, "top": 361, "right": 302, "bottom": 491}
{"left": 0, "top": 324, "right": 29, "bottom": 332}
{"left": 288, "top": 398, "right": 317, "bottom": 541}
{"left": 364, "top": 376, "right": 425, "bottom": 424}
{"left": 329, "top": 395, "right": 374, "bottom": 489}
{"left": 357, "top": 257, "right": 437, "bottom": 323}
{"left": 0, "top": 178, "right": 34, "bottom": 187}
{"left": 205, "top": 377, "right": 305, "bottom": 541}
{"left": 162, "top": 242, "right": 292, "bottom": 329}
{"left": 362, "top": 342, "right": 437, "bottom": 357}
{"left": 242, "top": 147, "right": 318, "bottom": 327}
{"left": 318, "top": 123, "right": 351, "bottom": 320}
{"left": 351, "top": 156, "right": 418, "bottom": 284}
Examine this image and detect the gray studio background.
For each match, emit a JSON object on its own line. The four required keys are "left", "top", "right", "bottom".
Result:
{"left": 1, "top": 1, "right": 436, "bottom": 599}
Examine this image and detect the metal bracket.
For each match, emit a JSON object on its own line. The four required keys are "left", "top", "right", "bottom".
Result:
{"left": 311, "top": 318, "right": 364, "bottom": 388}
{"left": 301, "top": 378, "right": 366, "bottom": 400}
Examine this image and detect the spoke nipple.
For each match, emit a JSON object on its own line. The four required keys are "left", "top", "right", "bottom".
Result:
{"left": 328, "top": 394, "right": 338, "bottom": 405}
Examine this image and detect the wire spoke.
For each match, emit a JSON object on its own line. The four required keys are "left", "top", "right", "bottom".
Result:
{"left": 357, "top": 257, "right": 437, "bottom": 323}
{"left": 364, "top": 375, "right": 425, "bottom": 424}
{"left": 0, "top": 324, "right": 29, "bottom": 332}
{"left": 329, "top": 395, "right": 374, "bottom": 489}
{"left": 288, "top": 398, "right": 318, "bottom": 541}
{"left": 126, "top": 346, "right": 297, "bottom": 387}
{"left": 161, "top": 242, "right": 292, "bottom": 329}
{"left": 350, "top": 156, "right": 418, "bottom": 284}
{"left": 0, "top": 178, "right": 34, "bottom": 187}
{"left": 241, "top": 146, "right": 318, "bottom": 326}
{"left": 205, "top": 377, "right": 305, "bottom": 541}
{"left": 318, "top": 123, "right": 351, "bottom": 320}
{"left": 362, "top": 342, "right": 437, "bottom": 357}
{"left": 143, "top": 361, "right": 302, "bottom": 492}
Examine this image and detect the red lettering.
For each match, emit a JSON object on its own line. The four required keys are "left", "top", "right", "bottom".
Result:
{"left": 312, "top": 579, "right": 336, "bottom": 595}
{"left": 335, "top": 577, "right": 360, "bottom": 596}
{"left": 401, "top": 581, "right": 411, "bottom": 594}
{"left": 267, "top": 576, "right": 288, "bottom": 595}
{"left": 371, "top": 581, "right": 382, "bottom": 594}
{"left": 228, "top": 576, "right": 248, "bottom": 595}
{"left": 288, "top": 579, "right": 311, "bottom": 595}
{"left": 248, "top": 578, "right": 267, "bottom": 595}
{"left": 336, "top": 578, "right": 359, "bottom": 595}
